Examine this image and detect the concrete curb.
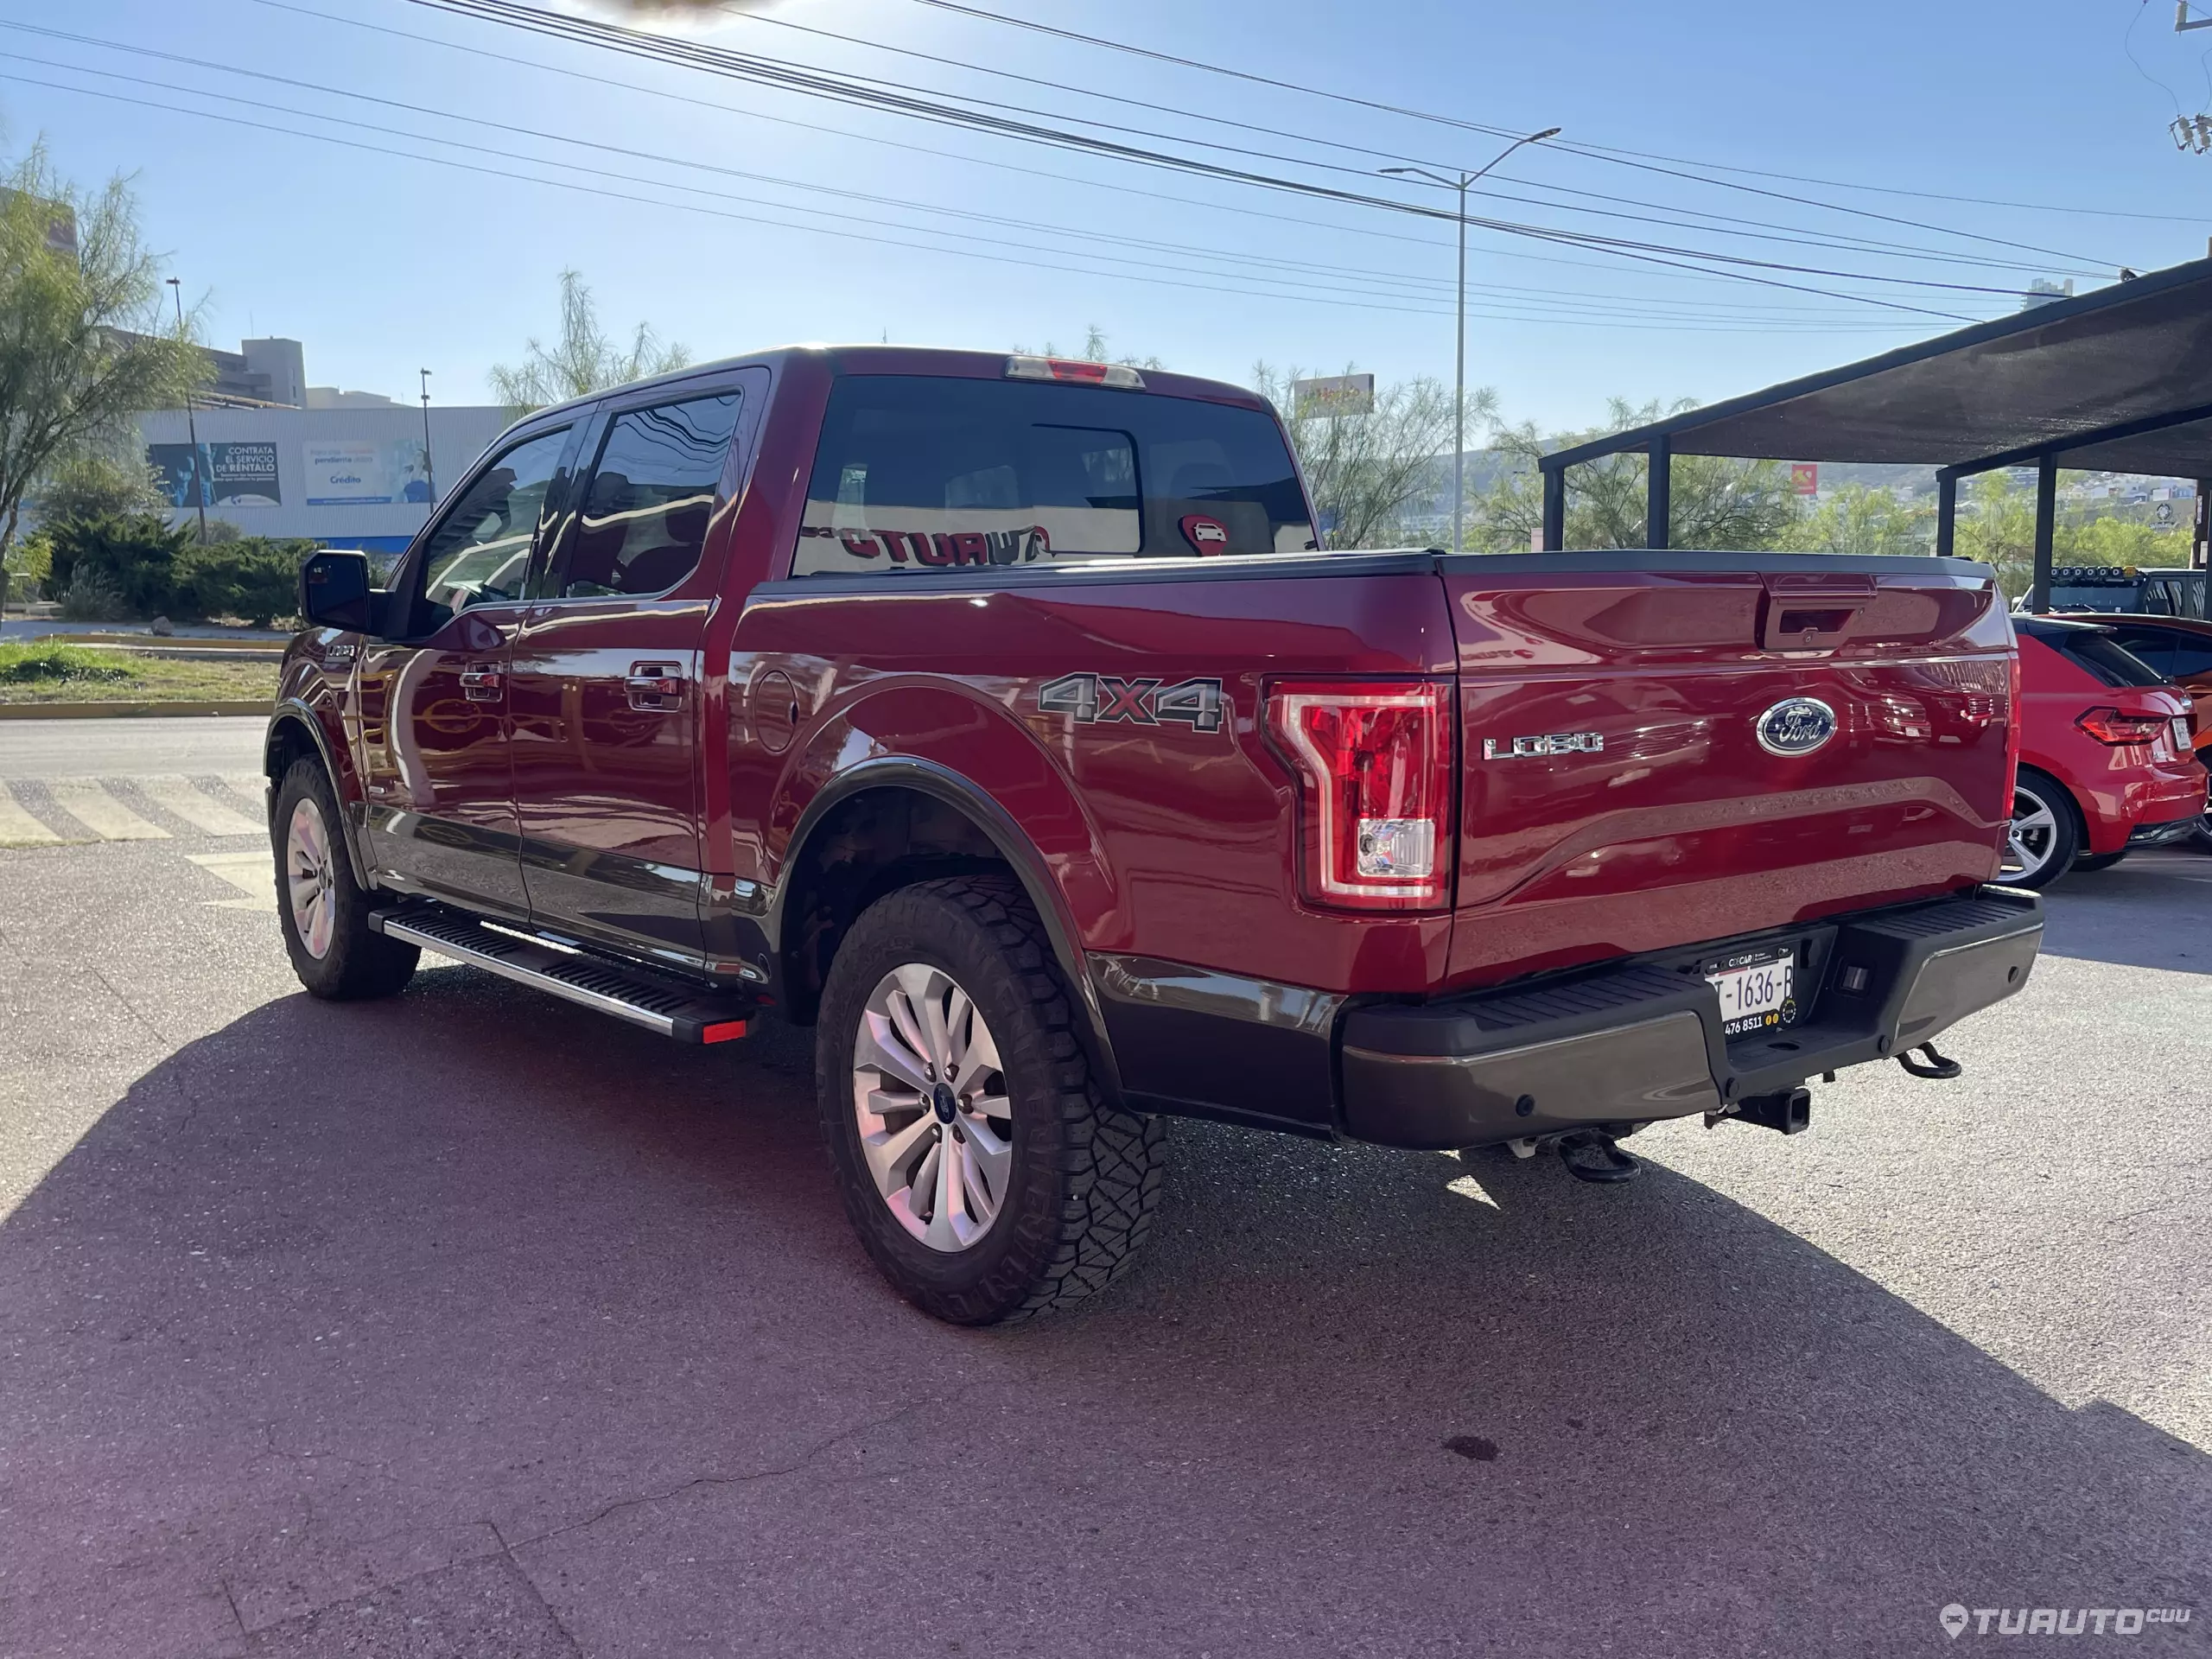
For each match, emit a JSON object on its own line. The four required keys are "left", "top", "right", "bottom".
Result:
{"left": 0, "top": 700, "right": 270, "bottom": 720}
{"left": 27, "top": 632, "right": 287, "bottom": 652}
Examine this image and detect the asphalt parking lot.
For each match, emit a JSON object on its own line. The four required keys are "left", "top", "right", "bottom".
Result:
{"left": 1, "top": 721, "right": 2205, "bottom": 1657}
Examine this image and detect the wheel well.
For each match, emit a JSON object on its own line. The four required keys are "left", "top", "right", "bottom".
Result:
{"left": 265, "top": 715, "right": 317, "bottom": 786}
{"left": 779, "top": 785, "right": 1013, "bottom": 1027}
{"left": 2013, "top": 765, "right": 2081, "bottom": 823}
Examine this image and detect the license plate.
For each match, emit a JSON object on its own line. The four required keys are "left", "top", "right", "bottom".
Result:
{"left": 1707, "top": 950, "right": 1796, "bottom": 1039}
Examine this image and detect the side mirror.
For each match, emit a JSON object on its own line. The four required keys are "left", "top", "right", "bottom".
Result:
{"left": 298, "top": 550, "right": 375, "bottom": 632}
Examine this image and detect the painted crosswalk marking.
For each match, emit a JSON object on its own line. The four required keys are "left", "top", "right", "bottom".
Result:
{"left": 139, "top": 775, "right": 262, "bottom": 837}
{"left": 0, "top": 785, "right": 64, "bottom": 847}
{"left": 46, "top": 779, "right": 169, "bottom": 842}
{"left": 188, "top": 850, "right": 276, "bottom": 911}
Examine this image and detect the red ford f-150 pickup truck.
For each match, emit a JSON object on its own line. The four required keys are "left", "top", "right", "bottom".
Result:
{"left": 269, "top": 346, "right": 2043, "bottom": 1324}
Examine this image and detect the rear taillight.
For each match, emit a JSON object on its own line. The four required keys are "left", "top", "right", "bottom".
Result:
{"left": 1004, "top": 353, "right": 1144, "bottom": 389}
{"left": 1267, "top": 680, "right": 1452, "bottom": 911}
{"left": 2003, "top": 650, "right": 2023, "bottom": 805}
{"left": 2076, "top": 706, "right": 2171, "bottom": 747}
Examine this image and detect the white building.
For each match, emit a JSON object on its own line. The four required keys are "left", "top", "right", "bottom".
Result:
{"left": 137, "top": 401, "right": 513, "bottom": 555}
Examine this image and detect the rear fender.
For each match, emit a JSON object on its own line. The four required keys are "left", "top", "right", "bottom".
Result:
{"left": 765, "top": 682, "right": 1122, "bottom": 1083}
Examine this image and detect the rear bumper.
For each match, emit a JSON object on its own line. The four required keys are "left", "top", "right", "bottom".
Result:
{"left": 2128, "top": 811, "right": 2200, "bottom": 847}
{"left": 1338, "top": 887, "right": 2043, "bottom": 1150}
{"left": 2079, "top": 761, "right": 2207, "bottom": 855}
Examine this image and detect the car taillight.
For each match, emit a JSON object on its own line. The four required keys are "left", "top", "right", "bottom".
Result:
{"left": 1266, "top": 680, "right": 1452, "bottom": 911}
{"left": 2076, "top": 706, "right": 2171, "bottom": 747}
{"left": 2003, "top": 649, "right": 2022, "bottom": 805}
{"left": 1004, "top": 353, "right": 1144, "bottom": 389}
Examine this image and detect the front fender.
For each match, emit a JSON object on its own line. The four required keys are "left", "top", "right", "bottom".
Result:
{"left": 268, "top": 645, "right": 371, "bottom": 887}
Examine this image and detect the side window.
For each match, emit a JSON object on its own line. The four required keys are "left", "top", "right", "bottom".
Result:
{"left": 543, "top": 391, "right": 743, "bottom": 600}
{"left": 2107, "top": 629, "right": 2176, "bottom": 675}
{"left": 416, "top": 426, "right": 571, "bottom": 626}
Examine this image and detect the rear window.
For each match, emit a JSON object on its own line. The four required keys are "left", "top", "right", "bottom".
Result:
{"left": 791, "top": 375, "right": 1316, "bottom": 577}
{"left": 2024, "top": 623, "right": 2167, "bottom": 689}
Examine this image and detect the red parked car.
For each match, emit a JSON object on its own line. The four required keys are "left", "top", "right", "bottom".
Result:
{"left": 2005, "top": 617, "right": 2205, "bottom": 887}
{"left": 2053, "top": 611, "right": 2212, "bottom": 851}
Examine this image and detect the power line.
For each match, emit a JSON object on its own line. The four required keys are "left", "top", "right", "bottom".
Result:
{"left": 0, "top": 69, "right": 1925, "bottom": 335}
{"left": 906, "top": 0, "right": 2162, "bottom": 240}
{"left": 1553, "top": 142, "right": 2210, "bottom": 226}
{"left": 238, "top": 0, "right": 2016, "bottom": 308}
{"left": 729, "top": 3, "right": 2106, "bottom": 276}
{"left": 396, "top": 0, "right": 2008, "bottom": 316}
{"left": 22, "top": 3, "right": 2067, "bottom": 285}
{"left": 0, "top": 41, "right": 1922, "bottom": 327}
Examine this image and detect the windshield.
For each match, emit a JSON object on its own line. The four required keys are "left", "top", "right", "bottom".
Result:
{"left": 792, "top": 375, "right": 1316, "bottom": 576}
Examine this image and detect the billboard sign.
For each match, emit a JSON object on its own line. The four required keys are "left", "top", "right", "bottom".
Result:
{"left": 303, "top": 438, "right": 434, "bottom": 506}
{"left": 1294, "top": 373, "right": 1376, "bottom": 419}
{"left": 147, "top": 442, "right": 281, "bottom": 508}
{"left": 1789, "top": 462, "right": 1820, "bottom": 497}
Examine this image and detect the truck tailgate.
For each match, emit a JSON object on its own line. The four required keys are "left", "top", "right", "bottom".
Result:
{"left": 1441, "top": 552, "right": 2013, "bottom": 988}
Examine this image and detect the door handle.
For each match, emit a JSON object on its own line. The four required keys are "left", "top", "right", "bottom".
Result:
{"left": 626, "top": 661, "right": 686, "bottom": 712}
{"left": 460, "top": 665, "right": 504, "bottom": 702}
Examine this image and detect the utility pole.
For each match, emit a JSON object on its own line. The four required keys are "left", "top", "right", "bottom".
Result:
{"left": 166, "top": 277, "right": 208, "bottom": 544}
{"left": 1382, "top": 126, "right": 1560, "bottom": 552}
{"left": 419, "top": 369, "right": 436, "bottom": 505}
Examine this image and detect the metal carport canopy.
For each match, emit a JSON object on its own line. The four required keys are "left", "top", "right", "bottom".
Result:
{"left": 1535, "top": 255, "right": 2212, "bottom": 608}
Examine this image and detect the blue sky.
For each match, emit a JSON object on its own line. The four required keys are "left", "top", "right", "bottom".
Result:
{"left": 3, "top": 0, "right": 2207, "bottom": 430}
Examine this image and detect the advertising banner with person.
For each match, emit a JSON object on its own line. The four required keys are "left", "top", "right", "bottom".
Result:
{"left": 303, "top": 439, "right": 434, "bottom": 505}
{"left": 147, "top": 442, "right": 282, "bottom": 508}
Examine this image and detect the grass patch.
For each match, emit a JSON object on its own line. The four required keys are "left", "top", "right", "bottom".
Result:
{"left": 0, "top": 641, "right": 137, "bottom": 686}
{"left": 0, "top": 642, "right": 278, "bottom": 705}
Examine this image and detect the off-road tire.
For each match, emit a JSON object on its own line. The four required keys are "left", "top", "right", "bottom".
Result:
{"left": 816, "top": 874, "right": 1164, "bottom": 1325}
{"left": 272, "top": 756, "right": 419, "bottom": 1000}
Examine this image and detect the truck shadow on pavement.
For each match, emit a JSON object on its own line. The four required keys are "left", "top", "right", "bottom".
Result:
{"left": 2, "top": 965, "right": 2205, "bottom": 1659}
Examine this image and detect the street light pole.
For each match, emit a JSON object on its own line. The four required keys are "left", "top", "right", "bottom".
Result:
{"left": 166, "top": 277, "right": 208, "bottom": 544}
{"left": 1383, "top": 125, "right": 1561, "bottom": 552}
{"left": 419, "top": 368, "right": 436, "bottom": 505}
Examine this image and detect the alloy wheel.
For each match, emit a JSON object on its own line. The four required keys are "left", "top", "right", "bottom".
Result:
{"left": 2003, "top": 785, "right": 2061, "bottom": 884}
{"left": 285, "top": 796, "right": 337, "bottom": 959}
{"left": 850, "top": 963, "right": 1014, "bottom": 1253}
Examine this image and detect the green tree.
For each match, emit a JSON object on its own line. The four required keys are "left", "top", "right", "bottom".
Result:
{"left": 1011, "top": 325, "right": 1163, "bottom": 370}
{"left": 1253, "top": 362, "right": 1496, "bottom": 550}
{"left": 488, "top": 268, "right": 689, "bottom": 413}
{"left": 44, "top": 512, "right": 191, "bottom": 616}
{"left": 1942, "top": 474, "right": 2196, "bottom": 601}
{"left": 1779, "top": 484, "right": 1936, "bottom": 558}
{"left": 1472, "top": 398, "right": 1796, "bottom": 552}
{"left": 2063, "top": 512, "right": 2188, "bottom": 569}
{"left": 1952, "top": 472, "right": 2037, "bottom": 598}
{"left": 0, "top": 145, "right": 204, "bottom": 564}
{"left": 32, "top": 448, "right": 169, "bottom": 524}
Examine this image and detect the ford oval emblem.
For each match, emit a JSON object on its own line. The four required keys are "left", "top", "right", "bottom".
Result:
{"left": 1755, "top": 696, "right": 1837, "bottom": 757}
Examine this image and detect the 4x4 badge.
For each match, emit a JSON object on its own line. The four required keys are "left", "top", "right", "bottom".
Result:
{"left": 1039, "top": 673, "right": 1227, "bottom": 734}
